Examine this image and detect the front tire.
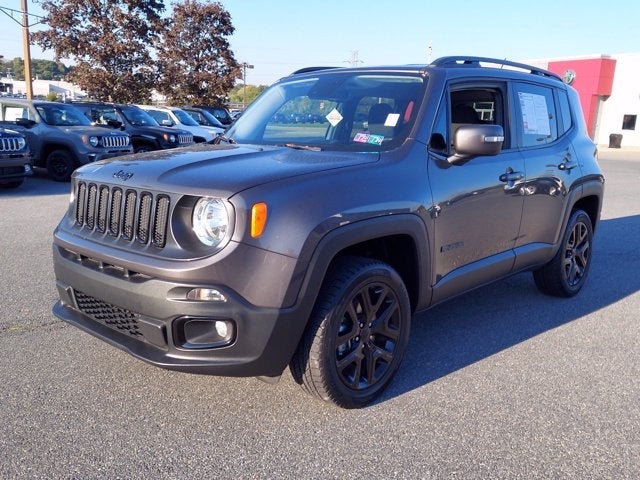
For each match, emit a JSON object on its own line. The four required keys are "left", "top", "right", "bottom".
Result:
{"left": 533, "top": 209, "right": 594, "bottom": 297}
{"left": 46, "top": 149, "right": 75, "bottom": 182}
{"left": 290, "top": 257, "right": 411, "bottom": 408}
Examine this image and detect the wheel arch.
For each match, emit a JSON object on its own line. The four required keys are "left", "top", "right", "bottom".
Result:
{"left": 289, "top": 214, "right": 432, "bottom": 317}
{"left": 41, "top": 142, "right": 78, "bottom": 166}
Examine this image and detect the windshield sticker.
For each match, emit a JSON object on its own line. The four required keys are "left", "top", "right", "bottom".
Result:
{"left": 385, "top": 113, "right": 400, "bottom": 127}
{"left": 518, "top": 92, "right": 551, "bottom": 135}
{"left": 353, "top": 133, "right": 384, "bottom": 145}
{"left": 326, "top": 108, "right": 343, "bottom": 127}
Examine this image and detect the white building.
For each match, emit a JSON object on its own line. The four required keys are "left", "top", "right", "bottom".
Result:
{"left": 528, "top": 53, "right": 640, "bottom": 148}
{"left": 0, "top": 77, "right": 85, "bottom": 100}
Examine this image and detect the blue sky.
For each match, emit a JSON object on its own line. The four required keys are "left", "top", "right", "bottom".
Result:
{"left": 1, "top": 0, "right": 638, "bottom": 85}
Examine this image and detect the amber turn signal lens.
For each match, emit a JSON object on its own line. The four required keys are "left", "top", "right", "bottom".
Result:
{"left": 251, "top": 202, "right": 268, "bottom": 238}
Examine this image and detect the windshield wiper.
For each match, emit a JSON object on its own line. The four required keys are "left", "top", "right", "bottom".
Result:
{"left": 284, "top": 143, "right": 322, "bottom": 151}
{"left": 212, "top": 134, "right": 236, "bottom": 145}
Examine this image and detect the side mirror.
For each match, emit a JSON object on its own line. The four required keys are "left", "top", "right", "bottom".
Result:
{"left": 161, "top": 119, "right": 174, "bottom": 127}
{"left": 448, "top": 124, "right": 504, "bottom": 164}
{"left": 15, "top": 117, "right": 36, "bottom": 128}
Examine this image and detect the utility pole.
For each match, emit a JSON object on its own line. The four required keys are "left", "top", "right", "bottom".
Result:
{"left": 241, "top": 62, "right": 254, "bottom": 106}
{"left": 21, "top": 0, "right": 33, "bottom": 99}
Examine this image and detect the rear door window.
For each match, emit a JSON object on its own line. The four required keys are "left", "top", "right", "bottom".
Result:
{"left": 514, "top": 82, "right": 558, "bottom": 147}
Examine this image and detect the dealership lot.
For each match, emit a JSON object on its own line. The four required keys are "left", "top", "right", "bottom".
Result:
{"left": 1, "top": 150, "right": 638, "bottom": 478}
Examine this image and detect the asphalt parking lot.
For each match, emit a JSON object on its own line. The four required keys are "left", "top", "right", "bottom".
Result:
{"left": 1, "top": 149, "right": 639, "bottom": 479}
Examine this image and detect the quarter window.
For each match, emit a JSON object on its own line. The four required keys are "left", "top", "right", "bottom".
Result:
{"left": 557, "top": 90, "right": 573, "bottom": 136}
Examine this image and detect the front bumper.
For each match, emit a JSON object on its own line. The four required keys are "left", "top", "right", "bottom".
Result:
{"left": 52, "top": 244, "right": 305, "bottom": 377}
{"left": 0, "top": 157, "right": 32, "bottom": 181}
{"left": 84, "top": 148, "right": 133, "bottom": 164}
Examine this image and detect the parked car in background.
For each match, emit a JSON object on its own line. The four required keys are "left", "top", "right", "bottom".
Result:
{"left": 74, "top": 102, "right": 195, "bottom": 153}
{"left": 0, "top": 127, "right": 32, "bottom": 188}
{"left": 229, "top": 109, "right": 243, "bottom": 121}
{"left": 0, "top": 98, "right": 132, "bottom": 181}
{"left": 182, "top": 106, "right": 226, "bottom": 130}
{"left": 191, "top": 105, "right": 234, "bottom": 126}
{"left": 137, "top": 105, "right": 222, "bottom": 143}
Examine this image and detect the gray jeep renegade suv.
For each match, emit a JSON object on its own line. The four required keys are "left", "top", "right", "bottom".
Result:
{"left": 0, "top": 99, "right": 132, "bottom": 181}
{"left": 52, "top": 57, "right": 604, "bottom": 408}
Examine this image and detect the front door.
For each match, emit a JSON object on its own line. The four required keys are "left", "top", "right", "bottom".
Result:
{"left": 427, "top": 83, "right": 525, "bottom": 302}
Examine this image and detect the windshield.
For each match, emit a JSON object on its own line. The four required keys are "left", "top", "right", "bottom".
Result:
{"left": 120, "top": 105, "right": 160, "bottom": 126}
{"left": 188, "top": 109, "right": 224, "bottom": 128}
{"left": 172, "top": 108, "right": 200, "bottom": 126}
{"left": 36, "top": 104, "right": 92, "bottom": 126}
{"left": 227, "top": 71, "right": 425, "bottom": 152}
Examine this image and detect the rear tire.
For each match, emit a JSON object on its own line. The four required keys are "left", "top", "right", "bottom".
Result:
{"left": 533, "top": 209, "right": 593, "bottom": 297}
{"left": 290, "top": 256, "right": 411, "bottom": 408}
{"left": 46, "top": 149, "right": 75, "bottom": 182}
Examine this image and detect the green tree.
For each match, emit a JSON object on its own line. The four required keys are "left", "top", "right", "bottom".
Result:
{"left": 228, "top": 84, "right": 268, "bottom": 105}
{"left": 32, "top": 0, "right": 165, "bottom": 102}
{"left": 154, "top": 0, "right": 239, "bottom": 105}
{"left": 10, "top": 58, "right": 24, "bottom": 80}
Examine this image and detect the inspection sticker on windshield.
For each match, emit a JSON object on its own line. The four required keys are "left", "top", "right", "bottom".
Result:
{"left": 325, "top": 108, "right": 343, "bottom": 126}
{"left": 353, "top": 133, "right": 384, "bottom": 145}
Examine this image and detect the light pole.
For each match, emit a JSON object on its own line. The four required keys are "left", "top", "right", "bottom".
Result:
{"left": 241, "top": 62, "right": 254, "bottom": 107}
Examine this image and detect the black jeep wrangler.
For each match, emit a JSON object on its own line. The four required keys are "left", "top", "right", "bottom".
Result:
{"left": 52, "top": 57, "right": 604, "bottom": 408}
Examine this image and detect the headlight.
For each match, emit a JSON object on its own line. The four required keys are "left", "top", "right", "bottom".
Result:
{"left": 163, "top": 133, "right": 176, "bottom": 143}
{"left": 17, "top": 137, "right": 26, "bottom": 150}
{"left": 89, "top": 136, "right": 99, "bottom": 147}
{"left": 192, "top": 197, "right": 232, "bottom": 248}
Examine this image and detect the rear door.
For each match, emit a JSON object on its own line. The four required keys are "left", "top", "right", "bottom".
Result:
{"left": 511, "top": 82, "right": 581, "bottom": 269}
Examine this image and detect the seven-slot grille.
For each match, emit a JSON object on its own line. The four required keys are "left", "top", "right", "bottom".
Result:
{"left": 74, "top": 181, "right": 170, "bottom": 248}
{"left": 178, "top": 133, "right": 193, "bottom": 145}
{"left": 101, "top": 135, "right": 130, "bottom": 148}
{"left": 0, "top": 137, "right": 24, "bottom": 152}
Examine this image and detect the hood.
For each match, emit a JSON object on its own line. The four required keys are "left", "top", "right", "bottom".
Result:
{"left": 73, "top": 144, "right": 379, "bottom": 197}
{"left": 56, "top": 125, "right": 129, "bottom": 137}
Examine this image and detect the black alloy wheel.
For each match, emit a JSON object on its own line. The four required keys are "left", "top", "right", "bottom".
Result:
{"left": 291, "top": 256, "right": 411, "bottom": 408}
{"left": 534, "top": 209, "right": 594, "bottom": 297}
{"left": 46, "top": 149, "right": 75, "bottom": 182}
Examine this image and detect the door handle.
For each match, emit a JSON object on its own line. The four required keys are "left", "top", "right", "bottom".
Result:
{"left": 558, "top": 160, "right": 578, "bottom": 171}
{"left": 499, "top": 169, "right": 524, "bottom": 183}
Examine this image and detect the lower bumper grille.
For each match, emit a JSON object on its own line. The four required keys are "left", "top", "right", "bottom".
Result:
{"left": 74, "top": 290, "right": 143, "bottom": 339}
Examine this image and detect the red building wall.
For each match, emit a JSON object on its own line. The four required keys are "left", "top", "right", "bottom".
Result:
{"left": 547, "top": 57, "right": 616, "bottom": 138}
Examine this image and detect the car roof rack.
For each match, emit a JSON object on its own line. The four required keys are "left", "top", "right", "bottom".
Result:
{"left": 291, "top": 66, "right": 340, "bottom": 75}
{"left": 430, "top": 56, "right": 562, "bottom": 81}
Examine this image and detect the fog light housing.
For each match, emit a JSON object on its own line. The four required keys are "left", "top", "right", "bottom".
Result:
{"left": 186, "top": 288, "right": 227, "bottom": 302}
{"left": 175, "top": 317, "right": 235, "bottom": 349}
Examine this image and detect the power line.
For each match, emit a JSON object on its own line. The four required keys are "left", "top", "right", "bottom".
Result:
{"left": 0, "top": 6, "right": 46, "bottom": 27}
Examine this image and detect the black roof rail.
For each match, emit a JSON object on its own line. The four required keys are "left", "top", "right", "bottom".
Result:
{"left": 290, "top": 66, "right": 340, "bottom": 75}
{"left": 430, "top": 56, "right": 562, "bottom": 81}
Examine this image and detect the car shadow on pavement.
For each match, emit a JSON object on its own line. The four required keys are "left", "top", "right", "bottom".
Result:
{"left": 379, "top": 214, "right": 640, "bottom": 405}
{"left": 0, "top": 170, "right": 70, "bottom": 197}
